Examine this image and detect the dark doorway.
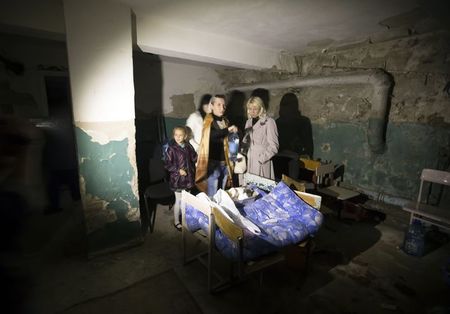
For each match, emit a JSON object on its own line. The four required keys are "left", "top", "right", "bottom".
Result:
{"left": 43, "top": 75, "right": 80, "bottom": 213}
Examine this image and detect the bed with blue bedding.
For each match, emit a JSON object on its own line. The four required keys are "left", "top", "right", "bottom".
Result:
{"left": 184, "top": 181, "right": 323, "bottom": 261}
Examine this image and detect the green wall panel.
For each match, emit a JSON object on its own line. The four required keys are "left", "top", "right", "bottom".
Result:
{"left": 163, "top": 117, "right": 186, "bottom": 137}
{"left": 75, "top": 127, "right": 141, "bottom": 254}
{"left": 312, "top": 122, "right": 450, "bottom": 200}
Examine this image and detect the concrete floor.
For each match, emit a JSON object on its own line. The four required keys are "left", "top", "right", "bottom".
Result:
{"left": 7, "top": 190, "right": 450, "bottom": 314}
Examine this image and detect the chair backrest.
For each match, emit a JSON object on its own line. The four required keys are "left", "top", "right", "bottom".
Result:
{"left": 180, "top": 190, "right": 215, "bottom": 254}
{"left": 417, "top": 168, "right": 450, "bottom": 205}
{"left": 421, "top": 169, "right": 450, "bottom": 186}
{"left": 212, "top": 206, "right": 244, "bottom": 243}
{"left": 282, "top": 174, "right": 306, "bottom": 192}
{"left": 315, "top": 162, "right": 335, "bottom": 177}
{"left": 148, "top": 157, "right": 167, "bottom": 183}
{"left": 181, "top": 190, "right": 211, "bottom": 216}
{"left": 294, "top": 190, "right": 322, "bottom": 210}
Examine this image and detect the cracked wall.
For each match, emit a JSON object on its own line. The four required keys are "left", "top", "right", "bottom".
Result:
{"left": 158, "top": 60, "right": 226, "bottom": 135}
{"left": 217, "top": 30, "right": 450, "bottom": 202}
{"left": 75, "top": 120, "right": 141, "bottom": 253}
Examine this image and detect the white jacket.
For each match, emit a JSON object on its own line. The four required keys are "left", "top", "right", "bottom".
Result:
{"left": 185, "top": 110, "right": 203, "bottom": 152}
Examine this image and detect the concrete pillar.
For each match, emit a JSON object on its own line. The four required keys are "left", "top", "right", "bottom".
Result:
{"left": 63, "top": 0, "right": 141, "bottom": 256}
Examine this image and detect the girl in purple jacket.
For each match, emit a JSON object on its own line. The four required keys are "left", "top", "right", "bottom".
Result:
{"left": 164, "top": 126, "right": 197, "bottom": 230}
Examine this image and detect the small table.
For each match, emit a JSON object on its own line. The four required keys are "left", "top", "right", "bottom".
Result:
{"left": 318, "top": 186, "right": 360, "bottom": 201}
{"left": 317, "top": 185, "right": 366, "bottom": 219}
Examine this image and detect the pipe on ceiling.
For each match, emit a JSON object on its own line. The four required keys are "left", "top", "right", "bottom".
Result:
{"left": 229, "top": 69, "right": 393, "bottom": 154}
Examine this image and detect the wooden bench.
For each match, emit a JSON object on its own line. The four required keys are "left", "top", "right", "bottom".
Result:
{"left": 402, "top": 168, "right": 450, "bottom": 232}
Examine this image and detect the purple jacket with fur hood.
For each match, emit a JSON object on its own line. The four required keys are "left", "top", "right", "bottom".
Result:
{"left": 164, "top": 140, "right": 197, "bottom": 191}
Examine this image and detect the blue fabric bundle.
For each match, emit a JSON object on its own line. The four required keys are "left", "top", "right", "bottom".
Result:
{"left": 185, "top": 181, "right": 323, "bottom": 261}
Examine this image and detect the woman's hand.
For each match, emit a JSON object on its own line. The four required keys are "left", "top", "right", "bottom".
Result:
{"left": 179, "top": 168, "right": 187, "bottom": 176}
{"left": 228, "top": 125, "right": 238, "bottom": 133}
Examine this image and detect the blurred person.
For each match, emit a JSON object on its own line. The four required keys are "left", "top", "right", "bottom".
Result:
{"left": 0, "top": 114, "right": 36, "bottom": 314}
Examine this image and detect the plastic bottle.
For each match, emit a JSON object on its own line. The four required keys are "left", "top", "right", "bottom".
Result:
{"left": 403, "top": 219, "right": 425, "bottom": 257}
{"left": 228, "top": 132, "right": 239, "bottom": 162}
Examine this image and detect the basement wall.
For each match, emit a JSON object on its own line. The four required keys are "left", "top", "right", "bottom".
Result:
{"left": 159, "top": 60, "right": 225, "bottom": 135}
{"left": 217, "top": 30, "right": 450, "bottom": 204}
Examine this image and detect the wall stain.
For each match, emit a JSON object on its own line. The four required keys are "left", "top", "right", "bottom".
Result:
{"left": 313, "top": 122, "right": 450, "bottom": 200}
{"left": 75, "top": 126, "right": 140, "bottom": 234}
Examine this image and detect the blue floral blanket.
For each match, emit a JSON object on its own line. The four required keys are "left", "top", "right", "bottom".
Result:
{"left": 185, "top": 181, "right": 323, "bottom": 261}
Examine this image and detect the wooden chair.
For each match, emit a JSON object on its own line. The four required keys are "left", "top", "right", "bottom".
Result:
{"left": 402, "top": 168, "right": 450, "bottom": 232}
{"left": 181, "top": 191, "right": 216, "bottom": 291}
{"left": 211, "top": 206, "right": 285, "bottom": 292}
{"left": 298, "top": 158, "right": 335, "bottom": 188}
{"left": 143, "top": 157, "right": 174, "bottom": 232}
{"left": 181, "top": 189, "right": 322, "bottom": 293}
{"left": 181, "top": 190, "right": 286, "bottom": 293}
{"left": 214, "top": 190, "right": 323, "bottom": 290}
{"left": 282, "top": 174, "right": 306, "bottom": 192}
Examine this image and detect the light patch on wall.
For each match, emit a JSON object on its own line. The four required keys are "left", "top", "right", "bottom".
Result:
{"left": 76, "top": 121, "right": 134, "bottom": 141}
{"left": 321, "top": 143, "right": 331, "bottom": 152}
{"left": 83, "top": 130, "right": 116, "bottom": 145}
{"left": 65, "top": 0, "right": 135, "bottom": 122}
{"left": 167, "top": 93, "right": 195, "bottom": 118}
{"left": 161, "top": 60, "right": 225, "bottom": 115}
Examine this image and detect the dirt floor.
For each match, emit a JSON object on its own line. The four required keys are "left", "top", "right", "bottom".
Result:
{"left": 3, "top": 190, "right": 450, "bottom": 314}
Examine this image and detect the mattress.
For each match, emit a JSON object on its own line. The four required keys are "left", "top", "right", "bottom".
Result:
{"left": 185, "top": 181, "right": 323, "bottom": 261}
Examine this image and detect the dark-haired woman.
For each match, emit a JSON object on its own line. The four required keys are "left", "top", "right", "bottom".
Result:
{"left": 186, "top": 94, "right": 212, "bottom": 152}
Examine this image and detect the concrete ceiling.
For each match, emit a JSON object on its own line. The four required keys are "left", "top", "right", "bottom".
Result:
{"left": 1, "top": 0, "right": 447, "bottom": 69}
{"left": 124, "top": 0, "right": 420, "bottom": 53}
{"left": 121, "top": 0, "right": 437, "bottom": 68}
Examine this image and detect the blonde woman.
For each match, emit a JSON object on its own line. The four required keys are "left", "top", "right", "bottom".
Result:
{"left": 242, "top": 96, "right": 279, "bottom": 179}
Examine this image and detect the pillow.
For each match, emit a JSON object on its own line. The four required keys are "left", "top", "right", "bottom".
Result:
{"left": 213, "top": 189, "right": 261, "bottom": 235}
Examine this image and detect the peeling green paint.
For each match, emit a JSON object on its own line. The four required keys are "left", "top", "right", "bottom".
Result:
{"left": 75, "top": 126, "right": 141, "bottom": 254}
{"left": 368, "top": 117, "right": 387, "bottom": 154}
{"left": 313, "top": 122, "right": 450, "bottom": 200}
{"left": 164, "top": 117, "right": 186, "bottom": 136}
{"left": 164, "top": 116, "right": 449, "bottom": 202}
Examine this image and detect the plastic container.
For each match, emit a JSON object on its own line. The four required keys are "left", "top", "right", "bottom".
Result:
{"left": 403, "top": 220, "right": 425, "bottom": 257}
{"left": 228, "top": 132, "right": 239, "bottom": 161}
